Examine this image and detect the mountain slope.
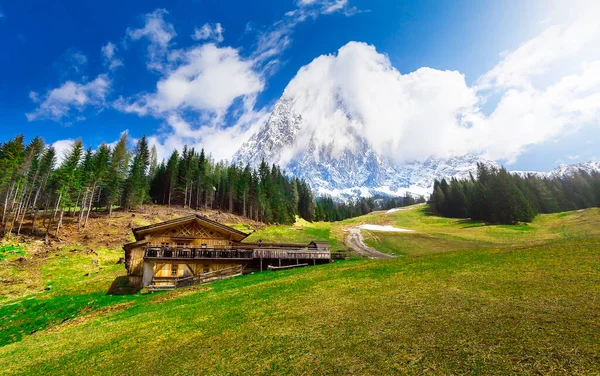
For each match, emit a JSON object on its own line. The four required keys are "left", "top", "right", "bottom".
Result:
{"left": 234, "top": 97, "right": 499, "bottom": 199}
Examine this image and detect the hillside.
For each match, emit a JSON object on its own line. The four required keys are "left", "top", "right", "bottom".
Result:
{"left": 1, "top": 205, "right": 599, "bottom": 374}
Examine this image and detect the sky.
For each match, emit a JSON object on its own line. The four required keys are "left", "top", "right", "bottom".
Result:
{"left": 1, "top": 0, "right": 599, "bottom": 171}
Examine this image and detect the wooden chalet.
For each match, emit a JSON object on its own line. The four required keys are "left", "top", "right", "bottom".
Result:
{"left": 123, "top": 215, "right": 331, "bottom": 290}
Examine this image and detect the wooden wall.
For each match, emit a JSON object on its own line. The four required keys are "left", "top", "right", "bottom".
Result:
{"left": 152, "top": 262, "right": 241, "bottom": 278}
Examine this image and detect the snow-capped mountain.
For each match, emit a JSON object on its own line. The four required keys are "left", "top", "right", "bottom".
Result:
{"left": 547, "top": 162, "right": 600, "bottom": 178}
{"left": 234, "top": 95, "right": 600, "bottom": 200}
{"left": 514, "top": 162, "right": 600, "bottom": 179}
{"left": 234, "top": 97, "right": 499, "bottom": 200}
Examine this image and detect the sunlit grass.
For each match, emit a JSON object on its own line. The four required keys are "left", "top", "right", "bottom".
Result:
{"left": 0, "top": 246, "right": 151, "bottom": 346}
{"left": 0, "top": 238, "right": 598, "bottom": 374}
{"left": 1, "top": 205, "right": 599, "bottom": 374}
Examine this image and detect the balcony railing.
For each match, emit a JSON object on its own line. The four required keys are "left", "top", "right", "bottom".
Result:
{"left": 144, "top": 246, "right": 331, "bottom": 261}
{"left": 144, "top": 247, "right": 254, "bottom": 260}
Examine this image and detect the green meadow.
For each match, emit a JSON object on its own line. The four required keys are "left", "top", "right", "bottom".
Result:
{"left": 0, "top": 205, "right": 599, "bottom": 374}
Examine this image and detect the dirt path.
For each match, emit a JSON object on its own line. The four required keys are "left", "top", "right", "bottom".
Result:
{"left": 345, "top": 227, "right": 394, "bottom": 259}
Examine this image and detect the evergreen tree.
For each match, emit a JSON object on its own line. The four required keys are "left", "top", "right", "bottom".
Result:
{"left": 123, "top": 136, "right": 150, "bottom": 209}
{"left": 105, "top": 133, "right": 129, "bottom": 216}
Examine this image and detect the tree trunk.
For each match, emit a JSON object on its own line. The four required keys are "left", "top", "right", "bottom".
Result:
{"left": 78, "top": 189, "right": 89, "bottom": 229}
{"left": 55, "top": 207, "right": 65, "bottom": 237}
{"left": 243, "top": 194, "right": 246, "bottom": 218}
{"left": 6, "top": 185, "right": 22, "bottom": 235}
{"left": 83, "top": 185, "right": 95, "bottom": 228}
{"left": 168, "top": 183, "right": 172, "bottom": 207}
{"left": 2, "top": 182, "right": 16, "bottom": 225}
{"left": 47, "top": 193, "right": 62, "bottom": 237}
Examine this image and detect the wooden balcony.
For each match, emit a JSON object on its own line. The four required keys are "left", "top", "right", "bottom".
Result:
{"left": 144, "top": 247, "right": 253, "bottom": 260}
{"left": 144, "top": 246, "right": 331, "bottom": 261}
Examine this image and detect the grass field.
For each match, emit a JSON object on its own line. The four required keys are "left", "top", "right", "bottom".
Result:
{"left": 0, "top": 205, "right": 599, "bottom": 374}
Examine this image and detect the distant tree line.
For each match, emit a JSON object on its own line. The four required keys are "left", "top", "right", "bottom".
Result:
{"left": 314, "top": 193, "right": 426, "bottom": 222}
{"left": 0, "top": 134, "right": 318, "bottom": 238}
{"left": 431, "top": 163, "right": 600, "bottom": 224}
{"left": 379, "top": 193, "right": 426, "bottom": 210}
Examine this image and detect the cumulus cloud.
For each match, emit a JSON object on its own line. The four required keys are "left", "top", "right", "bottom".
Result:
{"left": 126, "top": 9, "right": 176, "bottom": 71}
{"left": 278, "top": 24, "right": 600, "bottom": 165}
{"left": 281, "top": 42, "right": 478, "bottom": 163}
{"left": 116, "top": 43, "right": 263, "bottom": 117}
{"left": 26, "top": 75, "right": 110, "bottom": 122}
{"left": 192, "top": 23, "right": 224, "bottom": 42}
{"left": 101, "top": 42, "right": 123, "bottom": 71}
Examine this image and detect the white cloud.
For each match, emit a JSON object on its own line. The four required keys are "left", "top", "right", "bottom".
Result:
{"left": 51, "top": 139, "right": 75, "bottom": 165}
{"left": 477, "top": 19, "right": 600, "bottom": 90}
{"left": 58, "top": 50, "right": 88, "bottom": 75}
{"left": 277, "top": 26, "right": 600, "bottom": 165}
{"left": 126, "top": 9, "right": 176, "bottom": 71}
{"left": 252, "top": 0, "right": 362, "bottom": 64}
{"left": 70, "top": 51, "right": 87, "bottom": 66}
{"left": 281, "top": 42, "right": 478, "bottom": 163}
{"left": 148, "top": 107, "right": 269, "bottom": 162}
{"left": 192, "top": 23, "right": 224, "bottom": 42}
{"left": 26, "top": 74, "right": 111, "bottom": 122}
{"left": 117, "top": 43, "right": 263, "bottom": 116}
{"left": 470, "top": 60, "right": 600, "bottom": 162}
{"left": 101, "top": 42, "right": 123, "bottom": 71}
{"left": 297, "top": 0, "right": 362, "bottom": 16}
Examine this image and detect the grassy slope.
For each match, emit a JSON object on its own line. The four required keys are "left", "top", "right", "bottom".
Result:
{"left": 0, "top": 206, "right": 260, "bottom": 346}
{"left": 361, "top": 206, "right": 600, "bottom": 256}
{"left": 0, "top": 205, "right": 599, "bottom": 374}
{"left": 0, "top": 239, "right": 598, "bottom": 374}
{"left": 0, "top": 246, "right": 153, "bottom": 346}
{"left": 246, "top": 205, "right": 600, "bottom": 257}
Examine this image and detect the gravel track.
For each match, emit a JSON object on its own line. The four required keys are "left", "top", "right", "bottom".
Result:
{"left": 344, "top": 227, "right": 395, "bottom": 259}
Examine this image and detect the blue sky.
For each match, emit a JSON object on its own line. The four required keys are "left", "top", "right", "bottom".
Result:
{"left": 1, "top": 0, "right": 599, "bottom": 171}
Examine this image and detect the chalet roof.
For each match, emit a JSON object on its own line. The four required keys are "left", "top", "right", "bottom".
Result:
{"left": 131, "top": 214, "right": 249, "bottom": 242}
{"left": 123, "top": 239, "right": 148, "bottom": 251}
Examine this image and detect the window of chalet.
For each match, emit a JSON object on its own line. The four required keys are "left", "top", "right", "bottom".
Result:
{"left": 176, "top": 242, "right": 189, "bottom": 248}
{"left": 171, "top": 265, "right": 178, "bottom": 276}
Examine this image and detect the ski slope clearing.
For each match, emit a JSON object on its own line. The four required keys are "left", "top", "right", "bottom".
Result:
{"left": 357, "top": 224, "right": 415, "bottom": 232}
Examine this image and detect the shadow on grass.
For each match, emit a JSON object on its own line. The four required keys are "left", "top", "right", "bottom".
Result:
{"left": 107, "top": 276, "right": 140, "bottom": 295}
